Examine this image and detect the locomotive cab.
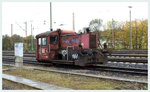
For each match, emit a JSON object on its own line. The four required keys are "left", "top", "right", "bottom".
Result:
{"left": 36, "top": 35, "right": 49, "bottom": 61}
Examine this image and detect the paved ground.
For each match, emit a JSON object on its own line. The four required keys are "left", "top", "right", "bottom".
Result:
{"left": 3, "top": 74, "right": 71, "bottom": 90}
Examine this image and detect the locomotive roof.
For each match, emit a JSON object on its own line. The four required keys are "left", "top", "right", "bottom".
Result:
{"left": 36, "top": 30, "right": 57, "bottom": 37}
{"left": 36, "top": 29, "right": 75, "bottom": 37}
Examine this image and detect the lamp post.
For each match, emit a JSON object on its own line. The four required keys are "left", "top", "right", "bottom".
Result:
{"left": 128, "top": 6, "right": 132, "bottom": 49}
{"left": 11, "top": 24, "right": 13, "bottom": 50}
{"left": 30, "top": 20, "right": 33, "bottom": 51}
{"left": 112, "top": 18, "right": 115, "bottom": 48}
{"left": 24, "top": 21, "right": 28, "bottom": 51}
{"left": 72, "top": 12, "right": 75, "bottom": 31}
{"left": 50, "top": 2, "right": 53, "bottom": 31}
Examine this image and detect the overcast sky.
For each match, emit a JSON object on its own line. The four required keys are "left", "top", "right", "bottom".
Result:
{"left": 2, "top": 2, "right": 148, "bottom": 37}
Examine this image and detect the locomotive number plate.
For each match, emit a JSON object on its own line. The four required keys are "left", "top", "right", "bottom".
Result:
{"left": 72, "top": 54, "right": 78, "bottom": 59}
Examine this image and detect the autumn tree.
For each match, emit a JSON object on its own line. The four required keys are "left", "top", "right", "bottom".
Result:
{"left": 2, "top": 35, "right": 11, "bottom": 50}
{"left": 25, "top": 35, "right": 36, "bottom": 51}
{"left": 101, "top": 19, "right": 148, "bottom": 49}
{"left": 2, "top": 34, "right": 36, "bottom": 51}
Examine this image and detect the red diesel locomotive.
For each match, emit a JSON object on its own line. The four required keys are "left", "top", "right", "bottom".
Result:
{"left": 36, "top": 29, "right": 107, "bottom": 66}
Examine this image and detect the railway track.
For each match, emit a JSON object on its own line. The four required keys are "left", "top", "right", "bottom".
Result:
{"left": 3, "top": 53, "right": 148, "bottom": 64}
{"left": 3, "top": 53, "right": 148, "bottom": 58}
{"left": 2, "top": 50, "right": 148, "bottom": 76}
{"left": 3, "top": 50, "right": 148, "bottom": 55}
{"left": 86, "top": 65, "right": 147, "bottom": 75}
{"left": 3, "top": 49, "right": 147, "bottom": 55}
{"left": 2, "top": 56, "right": 148, "bottom": 76}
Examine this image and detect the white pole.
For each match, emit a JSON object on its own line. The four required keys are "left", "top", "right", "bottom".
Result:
{"left": 50, "top": 2, "right": 52, "bottom": 31}
{"left": 129, "top": 6, "right": 132, "bottom": 49}
{"left": 73, "top": 12, "right": 75, "bottom": 31}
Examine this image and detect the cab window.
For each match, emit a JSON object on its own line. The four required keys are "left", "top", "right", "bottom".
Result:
{"left": 50, "top": 35, "right": 58, "bottom": 44}
{"left": 38, "top": 38, "right": 41, "bottom": 45}
{"left": 42, "top": 37, "right": 47, "bottom": 46}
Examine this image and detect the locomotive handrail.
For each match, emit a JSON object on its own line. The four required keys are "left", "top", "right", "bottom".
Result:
{"left": 48, "top": 44, "right": 50, "bottom": 53}
{"left": 66, "top": 46, "right": 74, "bottom": 61}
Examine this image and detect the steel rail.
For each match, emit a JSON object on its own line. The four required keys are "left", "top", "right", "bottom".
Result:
{"left": 110, "top": 51, "right": 147, "bottom": 54}
{"left": 107, "top": 54, "right": 147, "bottom": 57}
{"left": 107, "top": 58, "right": 147, "bottom": 63}
{"left": 85, "top": 66, "right": 147, "bottom": 75}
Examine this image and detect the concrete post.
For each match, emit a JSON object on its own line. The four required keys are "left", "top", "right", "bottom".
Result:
{"left": 14, "top": 43, "right": 23, "bottom": 68}
{"left": 15, "top": 56, "right": 23, "bottom": 68}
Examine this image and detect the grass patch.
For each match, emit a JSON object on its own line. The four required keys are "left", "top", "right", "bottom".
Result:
{"left": 3, "top": 79, "right": 39, "bottom": 90}
{"left": 2, "top": 65, "right": 14, "bottom": 69}
{"left": 3, "top": 69, "right": 147, "bottom": 90}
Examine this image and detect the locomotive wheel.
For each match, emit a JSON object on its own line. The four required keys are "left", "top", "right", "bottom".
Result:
{"left": 37, "top": 60, "right": 42, "bottom": 63}
{"left": 74, "top": 54, "right": 88, "bottom": 66}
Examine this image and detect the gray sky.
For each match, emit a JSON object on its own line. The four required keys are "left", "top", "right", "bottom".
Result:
{"left": 2, "top": 2, "right": 148, "bottom": 37}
